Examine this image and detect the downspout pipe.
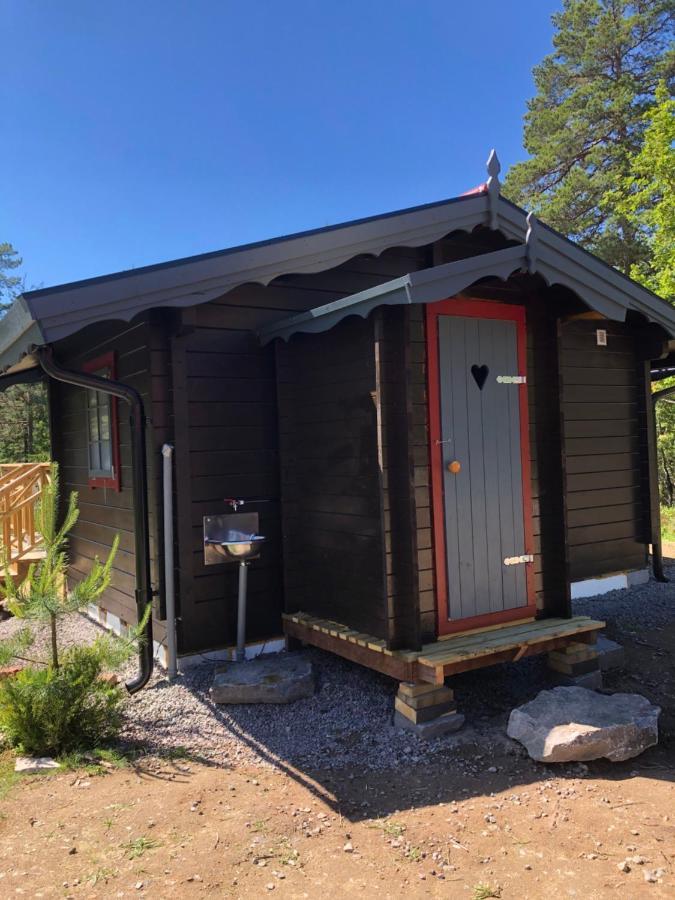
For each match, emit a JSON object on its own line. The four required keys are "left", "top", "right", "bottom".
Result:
{"left": 650, "top": 381, "right": 675, "bottom": 583}
{"left": 161, "top": 443, "right": 178, "bottom": 680}
{"left": 36, "top": 347, "right": 154, "bottom": 692}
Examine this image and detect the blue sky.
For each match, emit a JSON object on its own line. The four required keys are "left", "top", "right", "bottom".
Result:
{"left": 2, "top": 1, "right": 556, "bottom": 289}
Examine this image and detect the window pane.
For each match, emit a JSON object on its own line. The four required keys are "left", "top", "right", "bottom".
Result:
{"left": 88, "top": 408, "right": 99, "bottom": 442}
{"left": 99, "top": 403, "right": 111, "bottom": 441}
{"left": 89, "top": 441, "right": 101, "bottom": 472}
{"left": 100, "top": 439, "right": 112, "bottom": 474}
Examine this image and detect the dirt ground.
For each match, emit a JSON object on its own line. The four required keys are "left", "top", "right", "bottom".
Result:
{"left": 1, "top": 612, "right": 675, "bottom": 897}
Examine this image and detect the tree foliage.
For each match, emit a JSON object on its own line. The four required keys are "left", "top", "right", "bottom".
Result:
{"left": 0, "top": 242, "right": 23, "bottom": 313}
{"left": 1, "top": 467, "right": 120, "bottom": 669}
{"left": 0, "top": 383, "right": 50, "bottom": 463}
{"left": 616, "top": 82, "right": 675, "bottom": 299}
{"left": 504, "top": 0, "right": 675, "bottom": 274}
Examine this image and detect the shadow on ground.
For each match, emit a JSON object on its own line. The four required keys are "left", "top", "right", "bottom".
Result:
{"left": 117, "top": 564, "right": 675, "bottom": 822}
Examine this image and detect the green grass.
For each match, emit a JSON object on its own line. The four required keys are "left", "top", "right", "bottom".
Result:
{"left": 662, "top": 505, "right": 675, "bottom": 542}
{"left": 120, "top": 836, "right": 161, "bottom": 859}
{"left": 58, "top": 747, "right": 129, "bottom": 775}
{"left": 0, "top": 751, "right": 21, "bottom": 802}
{"left": 472, "top": 885, "right": 501, "bottom": 900}
{"left": 369, "top": 819, "right": 406, "bottom": 838}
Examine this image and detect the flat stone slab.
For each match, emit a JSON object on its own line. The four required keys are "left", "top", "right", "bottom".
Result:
{"left": 211, "top": 653, "right": 314, "bottom": 704}
{"left": 394, "top": 710, "right": 465, "bottom": 740}
{"left": 596, "top": 635, "right": 625, "bottom": 671}
{"left": 15, "top": 756, "right": 61, "bottom": 774}
{"left": 507, "top": 686, "right": 660, "bottom": 763}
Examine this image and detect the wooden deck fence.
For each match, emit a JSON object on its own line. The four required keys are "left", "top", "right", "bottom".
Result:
{"left": 0, "top": 463, "right": 51, "bottom": 563}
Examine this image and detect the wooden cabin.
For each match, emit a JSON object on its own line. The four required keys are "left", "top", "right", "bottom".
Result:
{"left": 1, "top": 155, "right": 673, "bottom": 709}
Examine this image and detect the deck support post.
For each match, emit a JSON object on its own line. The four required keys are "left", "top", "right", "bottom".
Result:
{"left": 393, "top": 682, "right": 464, "bottom": 738}
{"left": 547, "top": 641, "right": 602, "bottom": 690}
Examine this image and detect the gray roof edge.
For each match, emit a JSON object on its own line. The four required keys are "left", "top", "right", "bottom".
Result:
{"left": 0, "top": 297, "right": 45, "bottom": 374}
{"left": 28, "top": 193, "right": 491, "bottom": 342}
{"left": 259, "top": 245, "right": 528, "bottom": 344}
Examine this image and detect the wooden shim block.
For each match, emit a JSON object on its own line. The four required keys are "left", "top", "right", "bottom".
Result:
{"left": 547, "top": 655, "right": 600, "bottom": 676}
{"left": 394, "top": 696, "right": 457, "bottom": 724}
{"left": 397, "top": 685, "right": 455, "bottom": 710}
{"left": 398, "top": 681, "right": 447, "bottom": 699}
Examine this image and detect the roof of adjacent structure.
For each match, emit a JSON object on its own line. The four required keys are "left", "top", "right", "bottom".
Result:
{"left": 2, "top": 151, "right": 674, "bottom": 372}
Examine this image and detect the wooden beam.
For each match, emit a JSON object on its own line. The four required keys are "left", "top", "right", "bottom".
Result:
{"left": 283, "top": 618, "right": 416, "bottom": 681}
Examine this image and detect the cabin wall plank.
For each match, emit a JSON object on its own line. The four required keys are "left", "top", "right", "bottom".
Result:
{"left": 559, "top": 318, "right": 649, "bottom": 580}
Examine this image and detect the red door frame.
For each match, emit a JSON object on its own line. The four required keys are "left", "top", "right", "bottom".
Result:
{"left": 426, "top": 298, "right": 536, "bottom": 636}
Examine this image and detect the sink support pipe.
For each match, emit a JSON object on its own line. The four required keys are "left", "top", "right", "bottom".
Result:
{"left": 162, "top": 443, "right": 178, "bottom": 679}
{"left": 37, "top": 347, "right": 154, "bottom": 692}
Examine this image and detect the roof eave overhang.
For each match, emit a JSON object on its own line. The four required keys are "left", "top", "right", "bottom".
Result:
{"left": 259, "top": 216, "right": 675, "bottom": 344}
{"left": 0, "top": 294, "right": 45, "bottom": 375}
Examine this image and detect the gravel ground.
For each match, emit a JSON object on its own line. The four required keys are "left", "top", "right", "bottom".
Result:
{"left": 2, "top": 563, "right": 674, "bottom": 771}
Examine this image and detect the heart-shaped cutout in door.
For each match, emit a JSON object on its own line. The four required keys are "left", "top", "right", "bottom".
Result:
{"left": 471, "top": 364, "right": 489, "bottom": 390}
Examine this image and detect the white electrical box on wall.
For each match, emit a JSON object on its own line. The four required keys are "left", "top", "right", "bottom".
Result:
{"left": 596, "top": 329, "right": 607, "bottom": 346}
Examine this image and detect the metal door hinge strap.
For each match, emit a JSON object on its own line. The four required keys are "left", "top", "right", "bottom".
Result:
{"left": 496, "top": 375, "right": 527, "bottom": 384}
{"left": 504, "top": 554, "right": 534, "bottom": 566}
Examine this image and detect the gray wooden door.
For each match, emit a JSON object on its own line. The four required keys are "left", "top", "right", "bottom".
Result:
{"left": 438, "top": 314, "right": 528, "bottom": 623}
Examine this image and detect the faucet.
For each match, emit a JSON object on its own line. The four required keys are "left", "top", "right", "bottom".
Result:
{"left": 224, "top": 498, "right": 245, "bottom": 512}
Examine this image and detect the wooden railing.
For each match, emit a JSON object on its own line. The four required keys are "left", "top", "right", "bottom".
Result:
{"left": 0, "top": 463, "right": 51, "bottom": 562}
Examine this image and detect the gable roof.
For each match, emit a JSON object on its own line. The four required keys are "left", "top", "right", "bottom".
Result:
{"left": 2, "top": 152, "right": 674, "bottom": 372}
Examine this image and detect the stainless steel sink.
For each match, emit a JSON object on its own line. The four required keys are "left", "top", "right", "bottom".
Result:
{"left": 203, "top": 510, "right": 266, "bottom": 661}
{"left": 205, "top": 529, "right": 266, "bottom": 562}
{"left": 203, "top": 512, "right": 265, "bottom": 565}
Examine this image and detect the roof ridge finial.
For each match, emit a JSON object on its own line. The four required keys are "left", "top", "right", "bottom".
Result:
{"left": 486, "top": 149, "right": 501, "bottom": 229}
{"left": 525, "top": 211, "right": 538, "bottom": 274}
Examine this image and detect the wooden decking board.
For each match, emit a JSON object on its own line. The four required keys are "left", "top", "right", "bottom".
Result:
{"left": 419, "top": 616, "right": 596, "bottom": 654}
{"left": 417, "top": 618, "right": 604, "bottom": 665}
{"left": 417, "top": 616, "right": 599, "bottom": 659}
{"left": 281, "top": 612, "right": 605, "bottom": 677}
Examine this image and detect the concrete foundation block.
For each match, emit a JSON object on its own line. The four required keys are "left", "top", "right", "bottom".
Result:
{"left": 550, "top": 668, "right": 604, "bottom": 691}
{"left": 211, "top": 654, "right": 314, "bottom": 704}
{"left": 596, "top": 635, "right": 625, "bottom": 671}
{"left": 394, "top": 710, "right": 465, "bottom": 740}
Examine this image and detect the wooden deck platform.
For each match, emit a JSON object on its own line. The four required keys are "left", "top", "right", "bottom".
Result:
{"left": 282, "top": 612, "right": 605, "bottom": 685}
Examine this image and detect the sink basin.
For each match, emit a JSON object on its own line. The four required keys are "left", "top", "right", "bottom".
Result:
{"left": 205, "top": 530, "right": 266, "bottom": 562}
{"left": 203, "top": 512, "right": 265, "bottom": 564}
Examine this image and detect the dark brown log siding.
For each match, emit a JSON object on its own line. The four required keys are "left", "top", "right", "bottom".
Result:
{"left": 277, "top": 316, "right": 388, "bottom": 637}
{"left": 173, "top": 247, "right": 429, "bottom": 652}
{"left": 559, "top": 318, "right": 648, "bottom": 579}
{"left": 51, "top": 316, "right": 166, "bottom": 644}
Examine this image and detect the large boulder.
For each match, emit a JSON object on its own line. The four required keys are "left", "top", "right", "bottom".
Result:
{"left": 507, "top": 686, "right": 660, "bottom": 763}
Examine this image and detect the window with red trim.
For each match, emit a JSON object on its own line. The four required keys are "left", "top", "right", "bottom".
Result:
{"left": 83, "top": 352, "right": 121, "bottom": 491}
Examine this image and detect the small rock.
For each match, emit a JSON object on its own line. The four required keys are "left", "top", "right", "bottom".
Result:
{"left": 617, "top": 861, "right": 631, "bottom": 873}
{"left": 15, "top": 757, "right": 61, "bottom": 774}
{"left": 135, "top": 882, "right": 144, "bottom": 890}
{"left": 487, "top": 766, "right": 498, "bottom": 773}
{"left": 343, "top": 842, "right": 354, "bottom": 853}
{"left": 644, "top": 868, "right": 665, "bottom": 883}
{"left": 266, "top": 883, "right": 275, "bottom": 891}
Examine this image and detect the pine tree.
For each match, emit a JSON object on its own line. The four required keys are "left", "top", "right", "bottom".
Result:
{"left": 0, "top": 242, "right": 23, "bottom": 313}
{"left": 504, "top": 0, "right": 675, "bottom": 274}
{"left": 1, "top": 467, "right": 119, "bottom": 669}
{"left": 617, "top": 82, "right": 675, "bottom": 299}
